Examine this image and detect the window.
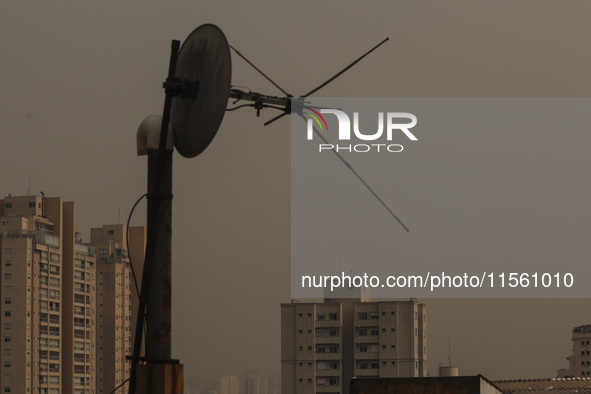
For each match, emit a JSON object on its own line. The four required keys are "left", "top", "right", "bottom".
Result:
{"left": 4, "top": 337, "right": 10, "bottom": 343}
{"left": 359, "top": 345, "right": 368, "bottom": 353}
{"left": 4, "top": 273, "right": 11, "bottom": 280}
{"left": 4, "top": 312, "right": 11, "bottom": 317}
{"left": 317, "top": 314, "right": 325, "bottom": 321}
{"left": 4, "top": 261, "right": 11, "bottom": 267}
{"left": 4, "top": 203, "right": 11, "bottom": 208}
{"left": 360, "top": 362, "right": 368, "bottom": 369}
{"left": 108, "top": 229, "right": 115, "bottom": 235}
{"left": 370, "top": 313, "right": 379, "bottom": 320}
{"left": 4, "top": 362, "right": 11, "bottom": 368}
{"left": 49, "top": 290, "right": 59, "bottom": 300}
{"left": 4, "top": 299, "right": 10, "bottom": 305}
{"left": 372, "top": 362, "right": 380, "bottom": 369}
{"left": 49, "top": 277, "right": 60, "bottom": 287}
{"left": 358, "top": 312, "right": 367, "bottom": 320}
{"left": 329, "top": 313, "right": 337, "bottom": 320}
{"left": 28, "top": 202, "right": 35, "bottom": 208}
{"left": 359, "top": 329, "right": 367, "bottom": 336}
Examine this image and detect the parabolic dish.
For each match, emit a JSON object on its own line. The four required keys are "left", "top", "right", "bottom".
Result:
{"left": 171, "top": 24, "right": 231, "bottom": 158}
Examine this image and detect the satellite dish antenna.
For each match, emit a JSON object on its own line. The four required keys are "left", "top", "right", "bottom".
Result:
{"left": 131, "top": 25, "right": 403, "bottom": 394}
{"left": 170, "top": 24, "right": 231, "bottom": 158}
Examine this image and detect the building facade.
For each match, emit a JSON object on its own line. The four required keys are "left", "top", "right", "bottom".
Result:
{"left": 0, "top": 195, "right": 96, "bottom": 394}
{"left": 281, "top": 298, "right": 427, "bottom": 394}
{"left": 557, "top": 325, "right": 591, "bottom": 378}
{"left": 0, "top": 194, "right": 146, "bottom": 394}
{"left": 90, "top": 224, "right": 146, "bottom": 394}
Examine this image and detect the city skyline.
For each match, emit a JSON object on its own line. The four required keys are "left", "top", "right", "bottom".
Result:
{"left": 2, "top": 0, "right": 591, "bottom": 385}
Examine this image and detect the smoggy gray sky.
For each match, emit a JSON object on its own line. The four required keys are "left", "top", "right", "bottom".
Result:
{"left": 2, "top": 0, "right": 591, "bottom": 381}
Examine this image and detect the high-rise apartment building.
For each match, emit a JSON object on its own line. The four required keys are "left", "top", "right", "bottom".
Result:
{"left": 90, "top": 224, "right": 146, "bottom": 394}
{"left": 0, "top": 195, "right": 96, "bottom": 394}
{"left": 281, "top": 297, "right": 426, "bottom": 394}
{"left": 557, "top": 325, "right": 591, "bottom": 378}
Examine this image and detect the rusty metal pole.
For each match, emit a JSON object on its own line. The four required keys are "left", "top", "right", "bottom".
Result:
{"left": 146, "top": 149, "right": 173, "bottom": 360}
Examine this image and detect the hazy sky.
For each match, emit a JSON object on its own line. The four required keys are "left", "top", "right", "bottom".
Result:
{"left": 2, "top": 0, "right": 591, "bottom": 382}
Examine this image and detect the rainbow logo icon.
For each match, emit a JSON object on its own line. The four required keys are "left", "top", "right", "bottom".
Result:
{"left": 303, "top": 108, "right": 329, "bottom": 131}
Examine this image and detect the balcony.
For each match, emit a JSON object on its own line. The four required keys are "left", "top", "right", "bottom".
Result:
{"left": 36, "top": 232, "right": 60, "bottom": 248}
{"left": 1, "top": 229, "right": 35, "bottom": 239}
{"left": 316, "top": 336, "right": 340, "bottom": 344}
{"left": 75, "top": 243, "right": 95, "bottom": 257}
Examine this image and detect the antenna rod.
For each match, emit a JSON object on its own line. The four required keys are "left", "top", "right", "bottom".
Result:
{"left": 303, "top": 37, "right": 390, "bottom": 97}
{"left": 300, "top": 114, "right": 409, "bottom": 232}
{"left": 229, "top": 45, "right": 290, "bottom": 96}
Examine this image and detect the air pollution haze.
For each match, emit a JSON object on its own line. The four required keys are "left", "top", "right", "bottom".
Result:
{"left": 1, "top": 0, "right": 591, "bottom": 384}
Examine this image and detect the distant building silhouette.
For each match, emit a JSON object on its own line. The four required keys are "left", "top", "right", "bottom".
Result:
{"left": 219, "top": 375, "right": 240, "bottom": 394}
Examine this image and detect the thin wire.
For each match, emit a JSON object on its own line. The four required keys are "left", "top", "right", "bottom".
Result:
{"left": 298, "top": 114, "right": 409, "bottom": 232}
{"left": 303, "top": 37, "right": 389, "bottom": 97}
{"left": 126, "top": 193, "right": 147, "bottom": 298}
{"left": 264, "top": 112, "right": 288, "bottom": 126}
{"left": 124, "top": 193, "right": 149, "bottom": 389}
{"left": 226, "top": 104, "right": 255, "bottom": 112}
{"left": 111, "top": 378, "right": 130, "bottom": 394}
{"left": 229, "top": 45, "right": 290, "bottom": 96}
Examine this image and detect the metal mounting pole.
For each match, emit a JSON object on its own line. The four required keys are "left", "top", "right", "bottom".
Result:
{"left": 130, "top": 39, "right": 183, "bottom": 394}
